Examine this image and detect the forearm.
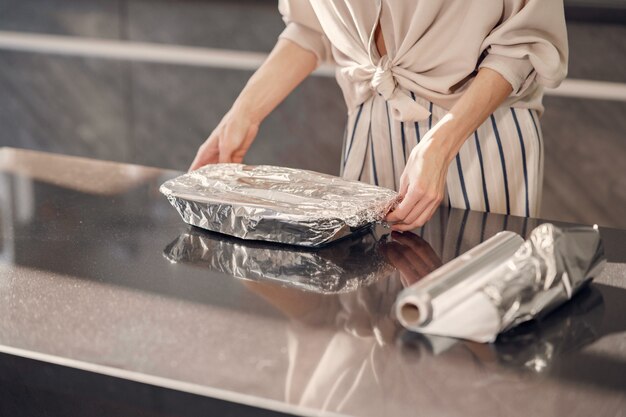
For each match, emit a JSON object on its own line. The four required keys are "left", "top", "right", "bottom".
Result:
{"left": 425, "top": 68, "right": 513, "bottom": 162}
{"left": 388, "top": 68, "right": 514, "bottom": 228}
{"left": 232, "top": 38, "right": 318, "bottom": 124}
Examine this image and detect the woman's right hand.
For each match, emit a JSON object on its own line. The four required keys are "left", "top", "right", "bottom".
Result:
{"left": 188, "top": 108, "right": 260, "bottom": 171}
{"left": 188, "top": 38, "right": 319, "bottom": 171}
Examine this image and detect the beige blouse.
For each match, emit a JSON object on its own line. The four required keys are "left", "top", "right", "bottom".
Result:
{"left": 278, "top": 0, "right": 568, "bottom": 121}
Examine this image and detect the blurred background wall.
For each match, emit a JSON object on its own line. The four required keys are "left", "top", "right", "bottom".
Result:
{"left": 0, "top": 0, "right": 625, "bottom": 228}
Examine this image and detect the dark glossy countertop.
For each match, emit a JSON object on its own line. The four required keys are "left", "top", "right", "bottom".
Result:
{"left": 0, "top": 147, "right": 625, "bottom": 417}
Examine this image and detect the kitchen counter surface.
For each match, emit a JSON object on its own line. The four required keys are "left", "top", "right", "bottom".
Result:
{"left": 0, "top": 147, "right": 624, "bottom": 417}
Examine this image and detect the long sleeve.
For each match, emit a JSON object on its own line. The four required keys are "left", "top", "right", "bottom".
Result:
{"left": 277, "top": 0, "right": 332, "bottom": 66}
{"left": 478, "top": 0, "right": 569, "bottom": 95}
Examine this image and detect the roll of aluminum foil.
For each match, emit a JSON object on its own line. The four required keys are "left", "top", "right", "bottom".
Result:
{"left": 395, "top": 231, "right": 524, "bottom": 327}
{"left": 163, "top": 226, "right": 395, "bottom": 294}
{"left": 395, "top": 223, "right": 606, "bottom": 343}
{"left": 160, "top": 164, "right": 399, "bottom": 247}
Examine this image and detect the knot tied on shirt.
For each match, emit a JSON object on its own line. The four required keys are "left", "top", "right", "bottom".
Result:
{"left": 369, "top": 56, "right": 431, "bottom": 122}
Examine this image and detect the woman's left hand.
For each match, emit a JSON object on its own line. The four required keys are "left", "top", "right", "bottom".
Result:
{"left": 385, "top": 68, "right": 515, "bottom": 231}
{"left": 385, "top": 135, "right": 452, "bottom": 231}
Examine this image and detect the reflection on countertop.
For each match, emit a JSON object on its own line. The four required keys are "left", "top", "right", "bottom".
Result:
{"left": 164, "top": 226, "right": 397, "bottom": 294}
{"left": 164, "top": 221, "right": 626, "bottom": 393}
{"left": 0, "top": 148, "right": 625, "bottom": 417}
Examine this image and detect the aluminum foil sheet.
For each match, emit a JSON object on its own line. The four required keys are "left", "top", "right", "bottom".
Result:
{"left": 160, "top": 164, "right": 399, "bottom": 247}
{"left": 395, "top": 223, "right": 606, "bottom": 343}
{"left": 164, "top": 226, "right": 395, "bottom": 294}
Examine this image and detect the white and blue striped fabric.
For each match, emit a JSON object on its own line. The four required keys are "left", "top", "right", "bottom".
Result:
{"left": 340, "top": 91, "right": 544, "bottom": 218}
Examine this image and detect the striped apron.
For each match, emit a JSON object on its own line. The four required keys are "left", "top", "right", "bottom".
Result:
{"left": 340, "top": 91, "right": 544, "bottom": 218}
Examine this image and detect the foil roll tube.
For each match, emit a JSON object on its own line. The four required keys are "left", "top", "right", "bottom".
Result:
{"left": 164, "top": 226, "right": 395, "bottom": 294}
{"left": 160, "top": 164, "right": 399, "bottom": 247}
{"left": 395, "top": 231, "right": 524, "bottom": 328}
{"left": 395, "top": 223, "right": 606, "bottom": 343}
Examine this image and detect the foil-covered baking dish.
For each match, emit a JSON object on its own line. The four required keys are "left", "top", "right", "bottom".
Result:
{"left": 160, "top": 164, "right": 398, "bottom": 247}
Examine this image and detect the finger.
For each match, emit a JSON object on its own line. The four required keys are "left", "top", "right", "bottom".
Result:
{"left": 413, "top": 200, "right": 441, "bottom": 229}
{"left": 391, "top": 195, "right": 431, "bottom": 228}
{"left": 189, "top": 136, "right": 219, "bottom": 171}
{"left": 188, "top": 155, "right": 203, "bottom": 172}
{"left": 220, "top": 117, "right": 259, "bottom": 163}
{"left": 386, "top": 185, "right": 425, "bottom": 222}
{"left": 392, "top": 202, "right": 438, "bottom": 232}
{"left": 392, "top": 200, "right": 440, "bottom": 232}
{"left": 189, "top": 150, "right": 214, "bottom": 171}
{"left": 390, "top": 205, "right": 420, "bottom": 230}
{"left": 415, "top": 199, "right": 442, "bottom": 228}
{"left": 392, "top": 188, "right": 442, "bottom": 229}
{"left": 218, "top": 124, "right": 243, "bottom": 164}
{"left": 218, "top": 143, "right": 235, "bottom": 163}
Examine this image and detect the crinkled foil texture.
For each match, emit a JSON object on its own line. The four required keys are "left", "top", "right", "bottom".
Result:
{"left": 164, "top": 227, "right": 395, "bottom": 294}
{"left": 484, "top": 223, "right": 606, "bottom": 333}
{"left": 160, "top": 164, "right": 399, "bottom": 247}
{"left": 395, "top": 223, "right": 606, "bottom": 342}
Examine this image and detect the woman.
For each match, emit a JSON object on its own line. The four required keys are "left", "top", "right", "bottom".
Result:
{"left": 189, "top": 1, "right": 568, "bottom": 231}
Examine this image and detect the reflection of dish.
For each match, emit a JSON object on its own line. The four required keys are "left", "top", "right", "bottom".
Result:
{"left": 163, "top": 226, "right": 395, "bottom": 294}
